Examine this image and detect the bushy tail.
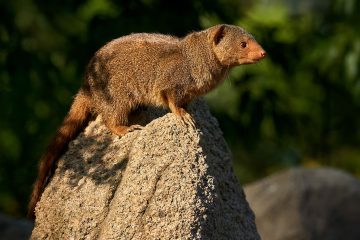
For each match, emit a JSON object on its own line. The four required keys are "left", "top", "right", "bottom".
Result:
{"left": 28, "top": 92, "right": 91, "bottom": 219}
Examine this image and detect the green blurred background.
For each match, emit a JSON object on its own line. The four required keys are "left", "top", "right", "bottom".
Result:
{"left": 0, "top": 0, "right": 359, "bottom": 217}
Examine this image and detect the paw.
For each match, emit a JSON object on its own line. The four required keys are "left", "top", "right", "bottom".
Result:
{"left": 177, "top": 109, "right": 196, "bottom": 129}
{"left": 127, "top": 124, "right": 144, "bottom": 132}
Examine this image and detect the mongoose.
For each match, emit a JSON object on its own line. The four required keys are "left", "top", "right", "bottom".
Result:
{"left": 28, "top": 24, "right": 266, "bottom": 218}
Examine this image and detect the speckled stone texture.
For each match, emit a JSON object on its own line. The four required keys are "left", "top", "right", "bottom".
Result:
{"left": 245, "top": 167, "right": 360, "bottom": 240}
{"left": 31, "top": 100, "right": 260, "bottom": 240}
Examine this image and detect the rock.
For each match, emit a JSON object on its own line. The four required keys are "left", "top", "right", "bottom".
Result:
{"left": 244, "top": 167, "right": 360, "bottom": 240}
{"left": 31, "top": 100, "right": 259, "bottom": 240}
{"left": 0, "top": 213, "right": 33, "bottom": 240}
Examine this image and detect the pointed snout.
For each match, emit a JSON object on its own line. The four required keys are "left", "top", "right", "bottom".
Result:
{"left": 260, "top": 51, "right": 267, "bottom": 58}
{"left": 239, "top": 39, "right": 267, "bottom": 64}
{"left": 254, "top": 49, "right": 266, "bottom": 61}
{"left": 246, "top": 39, "right": 267, "bottom": 62}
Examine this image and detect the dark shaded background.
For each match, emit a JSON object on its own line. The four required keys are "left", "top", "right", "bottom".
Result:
{"left": 0, "top": 0, "right": 359, "bottom": 217}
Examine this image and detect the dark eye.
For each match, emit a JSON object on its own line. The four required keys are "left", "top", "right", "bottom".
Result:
{"left": 240, "top": 42, "right": 247, "bottom": 48}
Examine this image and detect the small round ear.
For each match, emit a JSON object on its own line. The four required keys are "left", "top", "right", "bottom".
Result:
{"left": 212, "top": 25, "right": 226, "bottom": 45}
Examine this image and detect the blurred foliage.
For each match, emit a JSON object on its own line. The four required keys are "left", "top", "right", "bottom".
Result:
{"left": 0, "top": 0, "right": 359, "bottom": 217}
{"left": 206, "top": 0, "right": 360, "bottom": 181}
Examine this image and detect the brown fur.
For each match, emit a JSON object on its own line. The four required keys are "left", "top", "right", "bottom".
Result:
{"left": 28, "top": 24, "right": 266, "bottom": 218}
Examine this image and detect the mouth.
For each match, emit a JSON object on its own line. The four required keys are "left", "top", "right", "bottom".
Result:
{"left": 246, "top": 51, "right": 267, "bottom": 64}
{"left": 240, "top": 58, "right": 260, "bottom": 65}
{"left": 238, "top": 52, "right": 267, "bottom": 65}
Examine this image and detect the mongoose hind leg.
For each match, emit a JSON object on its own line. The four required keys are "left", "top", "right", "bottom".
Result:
{"left": 103, "top": 112, "right": 143, "bottom": 137}
{"left": 106, "top": 124, "right": 143, "bottom": 136}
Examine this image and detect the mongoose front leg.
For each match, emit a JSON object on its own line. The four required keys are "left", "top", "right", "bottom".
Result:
{"left": 105, "top": 124, "right": 129, "bottom": 136}
{"left": 166, "top": 94, "right": 196, "bottom": 128}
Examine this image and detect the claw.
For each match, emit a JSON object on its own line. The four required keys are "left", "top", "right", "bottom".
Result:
{"left": 128, "top": 124, "right": 144, "bottom": 132}
{"left": 166, "top": 98, "right": 196, "bottom": 129}
{"left": 174, "top": 109, "right": 196, "bottom": 129}
{"left": 181, "top": 112, "right": 196, "bottom": 129}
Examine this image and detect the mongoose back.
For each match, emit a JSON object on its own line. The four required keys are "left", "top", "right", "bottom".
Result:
{"left": 28, "top": 24, "right": 266, "bottom": 218}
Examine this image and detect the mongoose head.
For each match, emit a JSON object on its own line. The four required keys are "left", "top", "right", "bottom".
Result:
{"left": 208, "top": 24, "right": 266, "bottom": 66}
